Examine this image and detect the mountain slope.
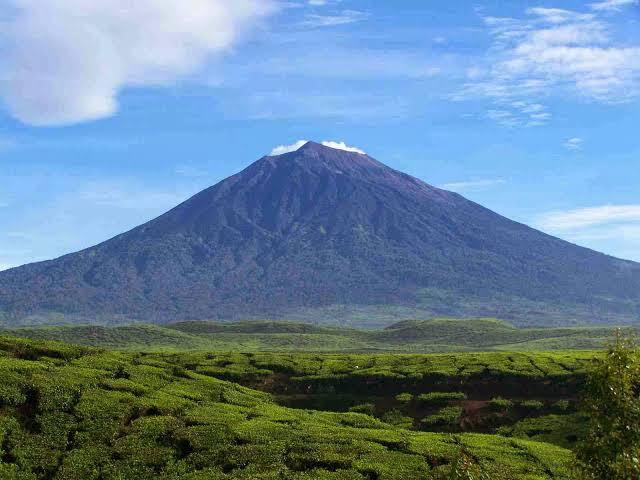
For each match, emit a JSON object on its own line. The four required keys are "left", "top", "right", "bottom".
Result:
{"left": 1, "top": 141, "right": 639, "bottom": 326}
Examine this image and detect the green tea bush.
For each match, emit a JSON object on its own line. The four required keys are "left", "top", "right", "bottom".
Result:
{"left": 0, "top": 335, "right": 579, "bottom": 480}
{"left": 381, "top": 409, "right": 413, "bottom": 429}
{"left": 417, "top": 392, "right": 466, "bottom": 406}
{"left": 395, "top": 393, "right": 413, "bottom": 403}
{"left": 488, "top": 397, "right": 513, "bottom": 412}
{"left": 519, "top": 400, "right": 544, "bottom": 411}
{"left": 552, "top": 400, "right": 570, "bottom": 412}
{"left": 348, "top": 403, "right": 375, "bottom": 415}
{"left": 421, "top": 407, "right": 463, "bottom": 427}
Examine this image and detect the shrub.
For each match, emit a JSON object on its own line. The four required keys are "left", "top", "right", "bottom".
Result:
{"left": 552, "top": 400, "right": 570, "bottom": 412}
{"left": 416, "top": 392, "right": 466, "bottom": 406}
{"left": 348, "top": 403, "right": 375, "bottom": 415}
{"left": 380, "top": 409, "right": 413, "bottom": 429}
{"left": 576, "top": 331, "right": 640, "bottom": 480}
{"left": 421, "top": 406, "right": 463, "bottom": 427}
{"left": 488, "top": 397, "right": 513, "bottom": 412}
{"left": 112, "top": 365, "right": 130, "bottom": 380}
{"left": 519, "top": 400, "right": 544, "bottom": 411}
{"left": 395, "top": 392, "right": 413, "bottom": 403}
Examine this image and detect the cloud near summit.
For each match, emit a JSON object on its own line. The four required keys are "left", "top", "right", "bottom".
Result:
{"left": 270, "top": 140, "right": 366, "bottom": 156}
{"left": 0, "top": 0, "right": 275, "bottom": 126}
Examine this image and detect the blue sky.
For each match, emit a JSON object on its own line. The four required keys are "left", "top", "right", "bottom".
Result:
{"left": 1, "top": 0, "right": 639, "bottom": 270}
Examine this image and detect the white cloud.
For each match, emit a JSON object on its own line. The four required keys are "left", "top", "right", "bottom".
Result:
{"left": 459, "top": 5, "right": 640, "bottom": 113}
{"left": 482, "top": 102, "right": 551, "bottom": 127}
{"left": 564, "top": 137, "right": 584, "bottom": 150}
{"left": 590, "top": 0, "right": 638, "bottom": 11}
{"left": 485, "top": 109, "right": 518, "bottom": 127}
{"left": 321, "top": 141, "right": 366, "bottom": 154}
{"left": 0, "top": 264, "right": 15, "bottom": 272}
{"left": 0, "top": 0, "right": 275, "bottom": 126}
{"left": 536, "top": 205, "right": 640, "bottom": 260}
{"left": 301, "top": 10, "right": 368, "bottom": 27}
{"left": 441, "top": 178, "right": 506, "bottom": 193}
{"left": 270, "top": 140, "right": 308, "bottom": 155}
{"left": 537, "top": 205, "right": 640, "bottom": 230}
{"left": 308, "top": 0, "right": 328, "bottom": 5}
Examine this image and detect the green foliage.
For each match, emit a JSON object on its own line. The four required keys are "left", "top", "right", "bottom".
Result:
{"left": 575, "top": 331, "right": 640, "bottom": 480}
{"left": 432, "top": 448, "right": 506, "bottom": 480}
{"left": 395, "top": 393, "right": 413, "bottom": 403}
{"left": 2, "top": 319, "right": 628, "bottom": 353}
{"left": 488, "top": 397, "right": 513, "bottom": 412}
{"left": 519, "top": 400, "right": 544, "bottom": 411}
{"left": 417, "top": 392, "right": 467, "bottom": 406}
{"left": 497, "top": 413, "right": 587, "bottom": 449}
{"left": 348, "top": 403, "right": 375, "bottom": 415}
{"left": 552, "top": 400, "right": 570, "bottom": 412}
{"left": 422, "top": 407, "right": 463, "bottom": 427}
{"left": 0, "top": 334, "right": 577, "bottom": 479}
{"left": 380, "top": 409, "right": 414, "bottom": 429}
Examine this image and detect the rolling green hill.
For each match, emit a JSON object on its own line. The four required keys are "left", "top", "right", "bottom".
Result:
{"left": 0, "top": 335, "right": 586, "bottom": 479}
{"left": 1, "top": 318, "right": 630, "bottom": 352}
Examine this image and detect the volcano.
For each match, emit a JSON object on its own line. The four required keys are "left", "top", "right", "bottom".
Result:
{"left": 1, "top": 141, "right": 639, "bottom": 327}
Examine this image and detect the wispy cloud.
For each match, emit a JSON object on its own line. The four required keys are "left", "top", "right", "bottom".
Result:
{"left": 536, "top": 205, "right": 640, "bottom": 260}
{"left": 441, "top": 178, "right": 506, "bottom": 193}
{"left": 457, "top": 4, "right": 640, "bottom": 125}
{"left": 301, "top": 10, "right": 368, "bottom": 27}
{"left": 269, "top": 139, "right": 365, "bottom": 155}
{"left": 590, "top": 0, "right": 638, "bottom": 11}
{"left": 538, "top": 205, "right": 640, "bottom": 230}
{"left": 480, "top": 101, "right": 552, "bottom": 127}
{"left": 0, "top": 0, "right": 276, "bottom": 126}
{"left": 564, "top": 137, "right": 584, "bottom": 150}
{"left": 270, "top": 140, "right": 308, "bottom": 155}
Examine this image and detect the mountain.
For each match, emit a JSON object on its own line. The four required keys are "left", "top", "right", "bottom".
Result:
{"left": 1, "top": 141, "right": 639, "bottom": 327}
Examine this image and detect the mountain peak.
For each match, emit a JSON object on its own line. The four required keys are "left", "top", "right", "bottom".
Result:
{"left": 269, "top": 140, "right": 367, "bottom": 158}
{"left": 296, "top": 140, "right": 326, "bottom": 152}
{"left": 1, "top": 144, "right": 639, "bottom": 327}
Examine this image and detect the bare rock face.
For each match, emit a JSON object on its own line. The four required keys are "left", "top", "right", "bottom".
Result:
{"left": 1, "top": 141, "right": 638, "bottom": 326}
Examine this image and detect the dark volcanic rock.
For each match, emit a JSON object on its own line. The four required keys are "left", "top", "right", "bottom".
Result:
{"left": 1, "top": 141, "right": 639, "bottom": 326}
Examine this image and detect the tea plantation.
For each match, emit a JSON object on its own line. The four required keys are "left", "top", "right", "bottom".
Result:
{"left": 0, "top": 333, "right": 598, "bottom": 479}
{"left": 2, "top": 318, "right": 628, "bottom": 352}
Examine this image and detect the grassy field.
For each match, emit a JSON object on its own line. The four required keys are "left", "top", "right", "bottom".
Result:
{"left": 0, "top": 334, "right": 586, "bottom": 479}
{"left": 1, "top": 318, "right": 629, "bottom": 352}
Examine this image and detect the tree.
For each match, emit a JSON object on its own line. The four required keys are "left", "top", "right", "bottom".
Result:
{"left": 576, "top": 330, "right": 640, "bottom": 480}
